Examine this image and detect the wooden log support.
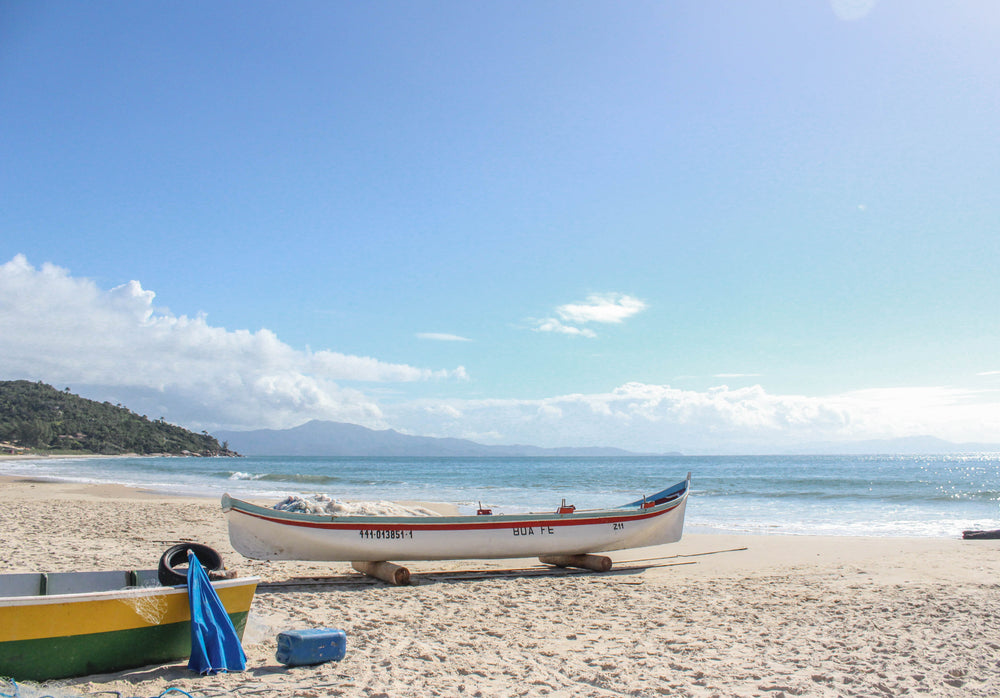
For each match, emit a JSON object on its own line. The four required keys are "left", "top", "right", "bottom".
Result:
{"left": 351, "top": 561, "right": 411, "bottom": 585}
{"left": 963, "top": 529, "right": 1000, "bottom": 540}
{"left": 538, "top": 554, "right": 613, "bottom": 572}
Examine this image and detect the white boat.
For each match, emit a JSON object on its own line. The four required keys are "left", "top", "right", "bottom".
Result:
{"left": 221, "top": 474, "right": 689, "bottom": 562}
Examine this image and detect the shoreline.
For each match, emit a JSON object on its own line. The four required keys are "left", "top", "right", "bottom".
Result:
{"left": 0, "top": 452, "right": 143, "bottom": 460}
{"left": 3, "top": 477, "right": 1000, "bottom": 696}
{"left": 0, "top": 472, "right": 989, "bottom": 538}
{"left": 5, "top": 452, "right": 996, "bottom": 540}
{"left": 2, "top": 475, "right": 991, "bottom": 579}
{"left": 0, "top": 452, "right": 231, "bottom": 460}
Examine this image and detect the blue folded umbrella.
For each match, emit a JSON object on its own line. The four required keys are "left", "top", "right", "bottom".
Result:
{"left": 186, "top": 550, "right": 246, "bottom": 674}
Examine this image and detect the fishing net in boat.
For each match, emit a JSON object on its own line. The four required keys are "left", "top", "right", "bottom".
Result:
{"left": 118, "top": 581, "right": 169, "bottom": 626}
{"left": 273, "top": 494, "right": 438, "bottom": 517}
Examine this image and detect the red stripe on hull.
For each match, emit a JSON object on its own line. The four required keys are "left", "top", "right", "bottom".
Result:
{"left": 231, "top": 501, "right": 682, "bottom": 533}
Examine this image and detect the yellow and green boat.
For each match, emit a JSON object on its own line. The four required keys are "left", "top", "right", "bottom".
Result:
{"left": 0, "top": 567, "right": 258, "bottom": 681}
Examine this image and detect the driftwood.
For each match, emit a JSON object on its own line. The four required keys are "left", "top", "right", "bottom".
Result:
{"left": 351, "top": 561, "right": 411, "bottom": 585}
{"left": 962, "top": 529, "right": 1000, "bottom": 540}
{"left": 538, "top": 553, "right": 613, "bottom": 572}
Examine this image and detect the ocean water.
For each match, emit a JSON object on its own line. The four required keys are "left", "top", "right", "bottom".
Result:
{"left": 4, "top": 454, "right": 1000, "bottom": 538}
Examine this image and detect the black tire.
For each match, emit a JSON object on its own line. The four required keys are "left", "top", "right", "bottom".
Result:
{"left": 158, "top": 543, "right": 224, "bottom": 586}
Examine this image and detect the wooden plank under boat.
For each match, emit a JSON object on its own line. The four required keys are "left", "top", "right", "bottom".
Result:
{"left": 222, "top": 474, "right": 690, "bottom": 562}
{"left": 0, "top": 568, "right": 258, "bottom": 682}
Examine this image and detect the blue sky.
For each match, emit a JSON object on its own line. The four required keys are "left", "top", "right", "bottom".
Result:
{"left": 2, "top": 1, "right": 999, "bottom": 453}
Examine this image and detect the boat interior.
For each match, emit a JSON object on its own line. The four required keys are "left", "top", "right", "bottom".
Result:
{"left": 0, "top": 569, "right": 163, "bottom": 598}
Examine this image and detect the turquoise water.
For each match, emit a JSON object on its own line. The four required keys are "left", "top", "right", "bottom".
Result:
{"left": 5, "top": 454, "right": 999, "bottom": 537}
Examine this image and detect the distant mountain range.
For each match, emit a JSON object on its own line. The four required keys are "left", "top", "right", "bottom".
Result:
{"left": 215, "top": 420, "right": 651, "bottom": 457}
{"left": 215, "top": 420, "right": 999, "bottom": 457}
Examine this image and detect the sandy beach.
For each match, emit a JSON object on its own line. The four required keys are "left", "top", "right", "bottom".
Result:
{"left": 2, "top": 475, "right": 999, "bottom": 697}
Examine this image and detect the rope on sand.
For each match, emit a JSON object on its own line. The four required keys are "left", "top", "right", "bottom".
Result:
{"left": 258, "top": 547, "right": 750, "bottom": 588}
{"left": 619, "top": 546, "right": 749, "bottom": 564}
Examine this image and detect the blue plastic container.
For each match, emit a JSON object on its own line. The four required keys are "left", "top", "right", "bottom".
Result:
{"left": 275, "top": 628, "right": 347, "bottom": 666}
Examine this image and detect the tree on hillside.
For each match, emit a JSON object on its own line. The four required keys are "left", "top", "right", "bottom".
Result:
{"left": 0, "top": 380, "right": 238, "bottom": 457}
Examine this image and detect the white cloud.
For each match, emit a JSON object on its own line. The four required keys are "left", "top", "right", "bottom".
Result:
{"left": 6, "top": 255, "right": 999, "bottom": 453}
{"left": 828, "top": 386, "right": 1000, "bottom": 443}
{"left": 416, "top": 332, "right": 472, "bottom": 342}
{"left": 532, "top": 317, "right": 597, "bottom": 338}
{"left": 0, "top": 255, "right": 467, "bottom": 431}
{"left": 556, "top": 293, "right": 647, "bottom": 324}
{"left": 830, "top": 0, "right": 878, "bottom": 21}
{"left": 533, "top": 293, "right": 646, "bottom": 338}
{"left": 309, "top": 350, "right": 465, "bottom": 381}
{"left": 387, "top": 382, "right": 1000, "bottom": 454}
